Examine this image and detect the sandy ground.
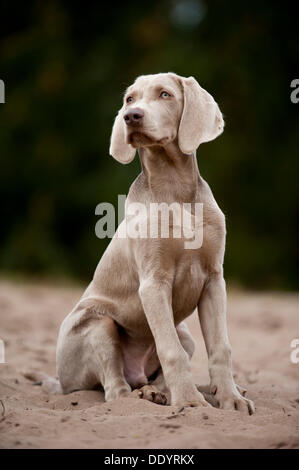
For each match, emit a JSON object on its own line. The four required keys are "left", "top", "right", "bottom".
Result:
{"left": 0, "top": 279, "right": 298, "bottom": 449}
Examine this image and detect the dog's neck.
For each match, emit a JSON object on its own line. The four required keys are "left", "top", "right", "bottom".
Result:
{"left": 138, "top": 140, "right": 200, "bottom": 203}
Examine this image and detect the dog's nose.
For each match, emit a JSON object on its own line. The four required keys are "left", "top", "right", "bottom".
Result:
{"left": 123, "top": 108, "right": 144, "bottom": 126}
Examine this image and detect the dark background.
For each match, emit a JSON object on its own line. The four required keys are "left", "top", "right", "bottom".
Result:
{"left": 0, "top": 0, "right": 298, "bottom": 289}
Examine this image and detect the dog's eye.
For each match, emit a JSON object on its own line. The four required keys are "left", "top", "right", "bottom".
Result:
{"left": 160, "top": 91, "right": 170, "bottom": 99}
{"left": 126, "top": 96, "right": 134, "bottom": 103}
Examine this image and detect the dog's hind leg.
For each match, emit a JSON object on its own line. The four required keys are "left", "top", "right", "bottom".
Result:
{"left": 134, "top": 321, "right": 196, "bottom": 405}
{"left": 57, "top": 303, "right": 131, "bottom": 401}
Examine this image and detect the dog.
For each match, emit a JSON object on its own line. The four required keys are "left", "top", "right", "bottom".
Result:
{"left": 32, "top": 73, "right": 254, "bottom": 413}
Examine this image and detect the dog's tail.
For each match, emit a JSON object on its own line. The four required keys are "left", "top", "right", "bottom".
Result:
{"left": 22, "top": 370, "right": 62, "bottom": 394}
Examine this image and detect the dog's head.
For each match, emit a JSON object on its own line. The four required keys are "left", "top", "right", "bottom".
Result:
{"left": 110, "top": 72, "right": 224, "bottom": 164}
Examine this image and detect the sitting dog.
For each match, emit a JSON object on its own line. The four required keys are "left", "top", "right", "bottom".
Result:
{"left": 46, "top": 73, "right": 254, "bottom": 413}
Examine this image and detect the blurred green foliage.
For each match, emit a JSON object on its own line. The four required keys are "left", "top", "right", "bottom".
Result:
{"left": 0, "top": 1, "right": 298, "bottom": 288}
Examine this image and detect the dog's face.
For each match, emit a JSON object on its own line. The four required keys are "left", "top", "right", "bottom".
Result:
{"left": 110, "top": 72, "right": 224, "bottom": 164}
{"left": 123, "top": 74, "right": 184, "bottom": 149}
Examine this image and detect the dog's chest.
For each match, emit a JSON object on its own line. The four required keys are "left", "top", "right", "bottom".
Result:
{"left": 172, "top": 254, "right": 206, "bottom": 322}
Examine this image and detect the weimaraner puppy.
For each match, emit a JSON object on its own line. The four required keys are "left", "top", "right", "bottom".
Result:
{"left": 33, "top": 73, "right": 254, "bottom": 413}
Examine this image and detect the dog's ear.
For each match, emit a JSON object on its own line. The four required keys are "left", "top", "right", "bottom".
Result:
{"left": 178, "top": 76, "right": 224, "bottom": 155}
{"left": 109, "top": 107, "right": 136, "bottom": 164}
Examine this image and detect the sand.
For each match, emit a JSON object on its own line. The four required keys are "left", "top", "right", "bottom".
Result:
{"left": 0, "top": 280, "right": 298, "bottom": 449}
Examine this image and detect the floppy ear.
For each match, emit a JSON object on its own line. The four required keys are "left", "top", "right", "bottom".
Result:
{"left": 109, "top": 107, "right": 136, "bottom": 164}
{"left": 178, "top": 76, "right": 224, "bottom": 155}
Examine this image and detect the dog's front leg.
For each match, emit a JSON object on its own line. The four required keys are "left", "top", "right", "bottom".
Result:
{"left": 139, "top": 279, "right": 209, "bottom": 408}
{"left": 198, "top": 272, "right": 255, "bottom": 414}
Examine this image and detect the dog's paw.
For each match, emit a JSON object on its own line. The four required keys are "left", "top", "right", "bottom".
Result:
{"left": 132, "top": 385, "right": 168, "bottom": 405}
{"left": 105, "top": 384, "right": 131, "bottom": 402}
{"left": 211, "top": 383, "right": 255, "bottom": 415}
{"left": 172, "top": 385, "right": 211, "bottom": 408}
